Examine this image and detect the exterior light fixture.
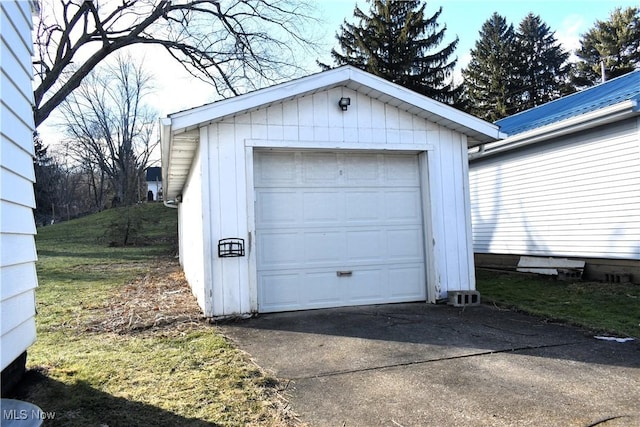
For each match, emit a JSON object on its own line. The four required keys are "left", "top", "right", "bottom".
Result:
{"left": 338, "top": 97, "right": 351, "bottom": 111}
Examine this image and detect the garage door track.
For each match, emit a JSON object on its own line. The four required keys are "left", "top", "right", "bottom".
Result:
{"left": 219, "top": 303, "right": 640, "bottom": 427}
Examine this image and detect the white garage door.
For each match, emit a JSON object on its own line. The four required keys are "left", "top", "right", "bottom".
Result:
{"left": 254, "top": 150, "right": 426, "bottom": 312}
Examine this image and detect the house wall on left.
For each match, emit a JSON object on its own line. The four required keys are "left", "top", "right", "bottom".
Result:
{"left": 0, "top": 0, "right": 39, "bottom": 395}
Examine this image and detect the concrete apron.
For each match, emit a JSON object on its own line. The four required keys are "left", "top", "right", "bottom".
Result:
{"left": 219, "top": 303, "right": 640, "bottom": 427}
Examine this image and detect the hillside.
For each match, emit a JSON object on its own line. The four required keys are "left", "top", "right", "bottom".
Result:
{"left": 36, "top": 202, "right": 178, "bottom": 259}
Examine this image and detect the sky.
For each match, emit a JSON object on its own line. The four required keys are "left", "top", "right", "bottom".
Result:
{"left": 39, "top": 0, "right": 640, "bottom": 154}
{"left": 144, "top": 0, "right": 640, "bottom": 117}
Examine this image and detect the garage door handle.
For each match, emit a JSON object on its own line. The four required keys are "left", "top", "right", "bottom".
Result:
{"left": 336, "top": 271, "right": 352, "bottom": 277}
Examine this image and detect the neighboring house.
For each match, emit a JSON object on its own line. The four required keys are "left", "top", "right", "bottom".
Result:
{"left": 145, "top": 166, "right": 162, "bottom": 201}
{"left": 1, "top": 0, "right": 39, "bottom": 394}
{"left": 469, "top": 70, "right": 640, "bottom": 281}
{"left": 161, "top": 65, "right": 501, "bottom": 317}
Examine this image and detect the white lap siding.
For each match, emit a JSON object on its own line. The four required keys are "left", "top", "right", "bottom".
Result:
{"left": 1, "top": 1, "right": 38, "bottom": 375}
{"left": 470, "top": 118, "right": 640, "bottom": 260}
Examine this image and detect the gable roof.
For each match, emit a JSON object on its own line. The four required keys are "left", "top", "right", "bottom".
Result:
{"left": 161, "top": 65, "right": 502, "bottom": 200}
{"left": 496, "top": 70, "right": 640, "bottom": 136}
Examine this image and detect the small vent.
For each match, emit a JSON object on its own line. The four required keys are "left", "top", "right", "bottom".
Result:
{"left": 557, "top": 269, "right": 583, "bottom": 281}
{"left": 603, "top": 272, "right": 631, "bottom": 284}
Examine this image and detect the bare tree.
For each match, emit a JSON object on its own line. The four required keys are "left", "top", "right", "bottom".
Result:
{"left": 39, "top": 143, "right": 89, "bottom": 222}
{"left": 59, "top": 54, "right": 157, "bottom": 206}
{"left": 33, "top": 0, "right": 319, "bottom": 127}
{"left": 60, "top": 139, "right": 109, "bottom": 211}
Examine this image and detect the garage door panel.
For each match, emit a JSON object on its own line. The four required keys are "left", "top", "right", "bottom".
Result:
{"left": 387, "top": 228, "right": 423, "bottom": 260}
{"left": 257, "top": 191, "right": 299, "bottom": 225}
{"left": 345, "top": 154, "right": 379, "bottom": 183}
{"left": 384, "top": 155, "right": 420, "bottom": 184}
{"left": 389, "top": 266, "right": 426, "bottom": 298}
{"left": 304, "top": 231, "right": 345, "bottom": 264}
{"left": 345, "top": 269, "right": 385, "bottom": 302}
{"left": 255, "top": 151, "right": 297, "bottom": 184}
{"left": 385, "top": 190, "right": 422, "bottom": 221}
{"left": 302, "top": 191, "right": 343, "bottom": 222}
{"left": 259, "top": 273, "right": 300, "bottom": 309}
{"left": 303, "top": 272, "right": 343, "bottom": 305}
{"left": 345, "top": 191, "right": 382, "bottom": 221}
{"left": 303, "top": 152, "right": 339, "bottom": 183}
{"left": 256, "top": 150, "right": 426, "bottom": 312}
{"left": 258, "top": 232, "right": 300, "bottom": 266}
{"left": 346, "top": 230, "right": 383, "bottom": 261}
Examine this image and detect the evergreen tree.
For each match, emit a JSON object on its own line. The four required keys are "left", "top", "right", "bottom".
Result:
{"left": 514, "top": 13, "right": 571, "bottom": 110}
{"left": 461, "top": 13, "right": 518, "bottom": 121}
{"left": 323, "top": 0, "right": 460, "bottom": 104}
{"left": 574, "top": 7, "right": 640, "bottom": 87}
{"left": 33, "top": 132, "right": 61, "bottom": 225}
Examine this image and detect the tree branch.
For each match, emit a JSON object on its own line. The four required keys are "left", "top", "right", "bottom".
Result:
{"left": 34, "top": 0, "right": 320, "bottom": 127}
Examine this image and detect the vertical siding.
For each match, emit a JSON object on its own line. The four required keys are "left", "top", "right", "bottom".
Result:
{"left": 201, "top": 87, "right": 474, "bottom": 315}
{"left": 0, "top": 0, "right": 38, "bottom": 371}
{"left": 427, "top": 129, "right": 475, "bottom": 297}
{"left": 470, "top": 119, "right": 640, "bottom": 260}
{"left": 206, "top": 118, "right": 251, "bottom": 316}
{"left": 178, "top": 148, "right": 208, "bottom": 313}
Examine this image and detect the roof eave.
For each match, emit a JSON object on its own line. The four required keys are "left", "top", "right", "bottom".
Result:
{"left": 159, "top": 118, "right": 173, "bottom": 195}
{"left": 470, "top": 100, "right": 639, "bottom": 161}
{"left": 168, "top": 66, "right": 502, "bottom": 141}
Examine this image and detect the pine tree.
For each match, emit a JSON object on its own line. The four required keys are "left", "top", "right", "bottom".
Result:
{"left": 33, "top": 132, "right": 60, "bottom": 225}
{"left": 323, "top": 0, "right": 460, "bottom": 104}
{"left": 513, "top": 13, "right": 571, "bottom": 110}
{"left": 461, "top": 13, "right": 518, "bottom": 121}
{"left": 574, "top": 7, "right": 640, "bottom": 87}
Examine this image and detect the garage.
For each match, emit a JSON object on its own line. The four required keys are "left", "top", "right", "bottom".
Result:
{"left": 160, "top": 65, "right": 502, "bottom": 317}
{"left": 255, "top": 150, "right": 426, "bottom": 312}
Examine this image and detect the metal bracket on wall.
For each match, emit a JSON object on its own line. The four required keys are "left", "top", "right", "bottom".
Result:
{"left": 218, "top": 238, "right": 245, "bottom": 257}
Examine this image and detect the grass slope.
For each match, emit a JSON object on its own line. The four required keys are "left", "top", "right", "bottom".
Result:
{"left": 13, "top": 204, "right": 299, "bottom": 426}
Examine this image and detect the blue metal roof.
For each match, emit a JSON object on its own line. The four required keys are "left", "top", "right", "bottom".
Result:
{"left": 495, "top": 70, "right": 640, "bottom": 136}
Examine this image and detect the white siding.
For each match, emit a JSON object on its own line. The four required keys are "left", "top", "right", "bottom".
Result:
{"left": 178, "top": 148, "right": 208, "bottom": 314}
{"left": 0, "top": 0, "right": 38, "bottom": 371}
{"left": 428, "top": 129, "right": 476, "bottom": 295}
{"left": 204, "top": 114, "right": 252, "bottom": 316}
{"left": 196, "top": 87, "right": 475, "bottom": 315}
{"left": 470, "top": 118, "right": 640, "bottom": 260}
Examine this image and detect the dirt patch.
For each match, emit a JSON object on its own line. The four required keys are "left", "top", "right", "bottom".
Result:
{"left": 83, "top": 260, "right": 207, "bottom": 334}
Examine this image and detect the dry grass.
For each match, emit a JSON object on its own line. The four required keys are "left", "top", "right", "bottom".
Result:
{"left": 82, "top": 262, "right": 206, "bottom": 334}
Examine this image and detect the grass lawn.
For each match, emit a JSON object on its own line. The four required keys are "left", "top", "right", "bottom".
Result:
{"left": 476, "top": 269, "right": 640, "bottom": 339}
{"left": 12, "top": 204, "right": 300, "bottom": 426}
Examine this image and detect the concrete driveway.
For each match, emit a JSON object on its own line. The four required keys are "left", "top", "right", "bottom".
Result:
{"left": 219, "top": 303, "right": 640, "bottom": 427}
